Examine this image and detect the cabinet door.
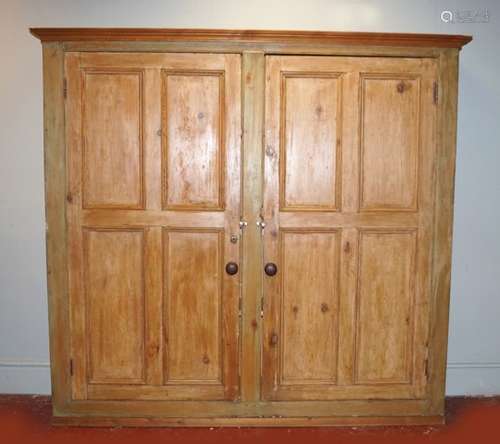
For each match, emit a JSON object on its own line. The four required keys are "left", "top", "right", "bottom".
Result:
{"left": 65, "top": 53, "right": 241, "bottom": 401}
{"left": 262, "top": 56, "right": 437, "bottom": 400}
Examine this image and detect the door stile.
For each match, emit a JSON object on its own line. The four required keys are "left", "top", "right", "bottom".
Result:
{"left": 142, "top": 68, "right": 163, "bottom": 387}
{"left": 240, "top": 51, "right": 265, "bottom": 401}
{"left": 336, "top": 70, "right": 359, "bottom": 387}
{"left": 221, "top": 53, "right": 242, "bottom": 400}
{"left": 65, "top": 52, "right": 87, "bottom": 400}
{"left": 261, "top": 56, "right": 281, "bottom": 398}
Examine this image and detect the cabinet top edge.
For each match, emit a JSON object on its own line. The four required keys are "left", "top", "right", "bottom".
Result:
{"left": 29, "top": 28, "right": 472, "bottom": 49}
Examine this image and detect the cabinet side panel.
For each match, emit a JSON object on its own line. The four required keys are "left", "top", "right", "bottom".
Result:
{"left": 43, "top": 42, "right": 71, "bottom": 407}
{"left": 428, "top": 49, "right": 459, "bottom": 414}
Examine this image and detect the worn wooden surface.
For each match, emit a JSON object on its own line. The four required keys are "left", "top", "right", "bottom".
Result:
{"left": 81, "top": 69, "right": 144, "bottom": 209}
{"left": 42, "top": 42, "right": 72, "bottom": 409}
{"left": 359, "top": 74, "right": 419, "bottom": 211}
{"left": 84, "top": 229, "right": 146, "bottom": 384}
{"left": 240, "top": 51, "right": 265, "bottom": 402}
{"left": 30, "top": 28, "right": 472, "bottom": 49}
{"left": 53, "top": 415, "right": 444, "bottom": 427}
{"left": 36, "top": 29, "right": 466, "bottom": 424}
{"left": 5, "top": 395, "right": 500, "bottom": 435}
{"left": 428, "top": 49, "right": 460, "bottom": 415}
{"left": 55, "top": 398, "right": 430, "bottom": 418}
{"left": 262, "top": 55, "right": 437, "bottom": 401}
{"left": 64, "top": 52, "right": 241, "bottom": 402}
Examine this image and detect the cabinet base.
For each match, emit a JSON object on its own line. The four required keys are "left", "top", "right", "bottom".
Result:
{"left": 53, "top": 415, "right": 444, "bottom": 427}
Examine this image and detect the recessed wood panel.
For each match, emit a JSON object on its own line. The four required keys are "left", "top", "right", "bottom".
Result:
{"left": 162, "top": 72, "right": 224, "bottom": 210}
{"left": 82, "top": 71, "right": 144, "bottom": 209}
{"left": 163, "top": 230, "right": 222, "bottom": 383}
{"left": 281, "top": 74, "right": 341, "bottom": 211}
{"left": 355, "top": 230, "right": 417, "bottom": 384}
{"left": 280, "top": 230, "right": 340, "bottom": 383}
{"left": 84, "top": 229, "right": 145, "bottom": 384}
{"left": 360, "top": 75, "right": 420, "bottom": 211}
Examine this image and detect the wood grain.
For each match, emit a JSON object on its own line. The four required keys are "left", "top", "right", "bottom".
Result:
{"left": 53, "top": 397, "right": 431, "bottom": 419}
{"left": 163, "top": 230, "right": 222, "bottom": 384}
{"left": 359, "top": 74, "right": 420, "bottom": 211}
{"left": 84, "top": 229, "right": 146, "bottom": 384}
{"left": 281, "top": 73, "right": 341, "bottom": 211}
{"left": 62, "top": 41, "right": 447, "bottom": 58}
{"left": 64, "top": 52, "right": 241, "bottom": 402}
{"left": 30, "top": 28, "right": 472, "bottom": 49}
{"left": 427, "top": 49, "right": 460, "bottom": 415}
{"left": 355, "top": 230, "right": 416, "bottom": 384}
{"left": 240, "top": 51, "right": 265, "bottom": 402}
{"left": 280, "top": 230, "right": 340, "bottom": 384}
{"left": 42, "top": 42, "right": 72, "bottom": 409}
{"left": 144, "top": 227, "right": 163, "bottom": 386}
{"left": 65, "top": 52, "right": 87, "bottom": 399}
{"left": 162, "top": 71, "right": 224, "bottom": 210}
{"left": 37, "top": 30, "right": 464, "bottom": 424}
{"left": 53, "top": 414, "right": 444, "bottom": 427}
{"left": 82, "top": 70, "right": 144, "bottom": 209}
{"left": 263, "top": 55, "right": 437, "bottom": 402}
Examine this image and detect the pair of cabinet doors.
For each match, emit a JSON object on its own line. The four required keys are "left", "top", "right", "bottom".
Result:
{"left": 65, "top": 52, "right": 437, "bottom": 403}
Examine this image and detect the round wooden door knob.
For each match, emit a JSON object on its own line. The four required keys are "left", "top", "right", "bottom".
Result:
{"left": 264, "top": 263, "right": 278, "bottom": 276}
{"left": 225, "top": 262, "right": 239, "bottom": 275}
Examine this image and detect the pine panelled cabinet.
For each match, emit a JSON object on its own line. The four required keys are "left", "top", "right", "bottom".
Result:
{"left": 31, "top": 28, "right": 471, "bottom": 426}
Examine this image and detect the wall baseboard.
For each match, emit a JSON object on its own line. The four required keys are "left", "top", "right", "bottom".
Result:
{"left": 0, "top": 360, "right": 50, "bottom": 368}
{"left": 446, "top": 361, "right": 500, "bottom": 396}
{"left": 1, "top": 360, "right": 499, "bottom": 396}
{"left": 0, "top": 360, "right": 51, "bottom": 394}
{"left": 447, "top": 361, "right": 500, "bottom": 369}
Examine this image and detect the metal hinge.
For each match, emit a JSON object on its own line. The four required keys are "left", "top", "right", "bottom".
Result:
{"left": 63, "top": 78, "right": 68, "bottom": 99}
{"left": 433, "top": 81, "right": 438, "bottom": 105}
{"left": 69, "top": 358, "right": 74, "bottom": 376}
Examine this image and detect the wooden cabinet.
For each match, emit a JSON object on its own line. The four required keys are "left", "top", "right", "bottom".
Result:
{"left": 31, "top": 28, "right": 471, "bottom": 426}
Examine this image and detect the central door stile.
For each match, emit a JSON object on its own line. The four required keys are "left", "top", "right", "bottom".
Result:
{"left": 240, "top": 51, "right": 265, "bottom": 402}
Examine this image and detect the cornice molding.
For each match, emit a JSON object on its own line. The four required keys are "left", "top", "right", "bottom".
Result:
{"left": 29, "top": 28, "right": 472, "bottom": 49}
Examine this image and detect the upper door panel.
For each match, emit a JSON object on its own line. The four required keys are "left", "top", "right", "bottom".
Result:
{"left": 81, "top": 69, "right": 144, "bottom": 209}
{"left": 280, "top": 73, "right": 342, "bottom": 211}
{"left": 359, "top": 74, "right": 420, "bottom": 211}
{"left": 162, "top": 71, "right": 225, "bottom": 210}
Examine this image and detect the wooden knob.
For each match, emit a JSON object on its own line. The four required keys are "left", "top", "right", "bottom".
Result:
{"left": 264, "top": 263, "right": 278, "bottom": 276}
{"left": 225, "top": 262, "right": 239, "bottom": 275}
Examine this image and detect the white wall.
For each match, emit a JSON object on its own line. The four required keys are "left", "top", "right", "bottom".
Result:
{"left": 0, "top": 0, "right": 499, "bottom": 396}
